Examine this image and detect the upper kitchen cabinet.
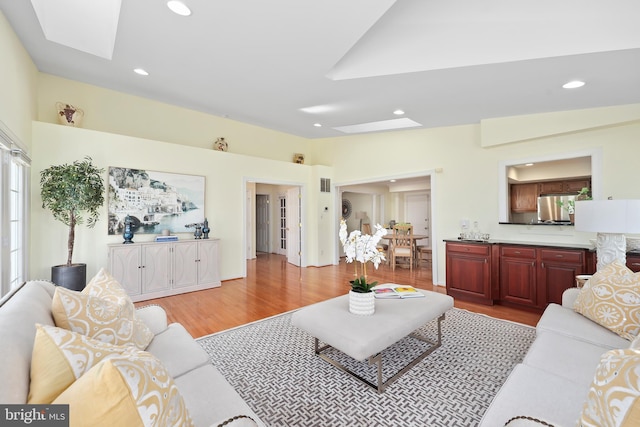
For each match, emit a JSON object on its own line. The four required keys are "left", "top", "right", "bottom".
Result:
{"left": 539, "top": 179, "right": 591, "bottom": 195}
{"left": 564, "top": 179, "right": 591, "bottom": 194}
{"left": 510, "top": 183, "right": 538, "bottom": 213}
{"left": 538, "top": 181, "right": 564, "bottom": 195}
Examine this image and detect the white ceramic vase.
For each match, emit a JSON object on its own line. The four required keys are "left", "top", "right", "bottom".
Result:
{"left": 349, "top": 290, "right": 375, "bottom": 315}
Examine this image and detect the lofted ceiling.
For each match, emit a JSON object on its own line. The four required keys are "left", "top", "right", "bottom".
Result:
{"left": 1, "top": 0, "right": 640, "bottom": 138}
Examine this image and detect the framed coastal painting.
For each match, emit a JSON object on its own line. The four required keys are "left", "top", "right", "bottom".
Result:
{"left": 107, "top": 167, "right": 205, "bottom": 235}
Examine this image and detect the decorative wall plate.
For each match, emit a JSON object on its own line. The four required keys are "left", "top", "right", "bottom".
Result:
{"left": 342, "top": 199, "right": 352, "bottom": 219}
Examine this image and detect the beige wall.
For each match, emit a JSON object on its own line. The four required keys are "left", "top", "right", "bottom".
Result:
{"left": 30, "top": 122, "right": 316, "bottom": 281}
{"left": 312, "top": 111, "right": 640, "bottom": 283}
{"left": 37, "top": 73, "right": 310, "bottom": 163}
{"left": 0, "top": 11, "right": 38, "bottom": 149}
{"left": 29, "top": 84, "right": 640, "bottom": 286}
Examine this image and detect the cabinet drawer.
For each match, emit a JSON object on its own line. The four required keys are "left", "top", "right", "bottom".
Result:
{"left": 501, "top": 246, "right": 536, "bottom": 259}
{"left": 540, "top": 249, "right": 583, "bottom": 264}
{"left": 447, "top": 243, "right": 490, "bottom": 256}
{"left": 627, "top": 255, "right": 640, "bottom": 272}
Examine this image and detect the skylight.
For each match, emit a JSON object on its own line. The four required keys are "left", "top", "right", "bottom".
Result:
{"left": 333, "top": 118, "right": 422, "bottom": 134}
{"left": 30, "top": 0, "right": 122, "bottom": 60}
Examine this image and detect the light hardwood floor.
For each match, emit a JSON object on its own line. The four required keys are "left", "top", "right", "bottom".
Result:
{"left": 135, "top": 253, "right": 541, "bottom": 338}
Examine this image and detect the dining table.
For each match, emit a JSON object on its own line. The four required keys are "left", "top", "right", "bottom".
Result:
{"left": 381, "top": 233, "right": 428, "bottom": 266}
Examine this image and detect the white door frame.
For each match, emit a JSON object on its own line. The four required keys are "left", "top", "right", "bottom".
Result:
{"left": 286, "top": 187, "right": 301, "bottom": 267}
{"left": 335, "top": 170, "right": 439, "bottom": 284}
{"left": 242, "top": 177, "right": 307, "bottom": 278}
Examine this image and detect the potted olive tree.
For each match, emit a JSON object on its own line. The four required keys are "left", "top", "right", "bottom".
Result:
{"left": 40, "top": 156, "right": 105, "bottom": 290}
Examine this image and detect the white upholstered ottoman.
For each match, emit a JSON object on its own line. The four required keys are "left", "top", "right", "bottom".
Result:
{"left": 291, "top": 289, "right": 454, "bottom": 392}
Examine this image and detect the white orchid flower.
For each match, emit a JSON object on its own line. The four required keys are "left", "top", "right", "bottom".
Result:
{"left": 339, "top": 220, "right": 387, "bottom": 273}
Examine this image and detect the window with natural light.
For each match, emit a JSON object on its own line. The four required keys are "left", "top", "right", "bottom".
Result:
{"left": 0, "top": 134, "right": 30, "bottom": 298}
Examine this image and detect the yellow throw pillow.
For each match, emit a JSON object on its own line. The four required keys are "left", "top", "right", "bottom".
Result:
{"left": 52, "top": 350, "right": 194, "bottom": 427}
{"left": 52, "top": 286, "right": 152, "bottom": 349}
{"left": 28, "top": 324, "right": 137, "bottom": 404}
{"left": 574, "top": 261, "right": 640, "bottom": 340}
{"left": 578, "top": 348, "right": 640, "bottom": 427}
{"left": 52, "top": 268, "right": 153, "bottom": 349}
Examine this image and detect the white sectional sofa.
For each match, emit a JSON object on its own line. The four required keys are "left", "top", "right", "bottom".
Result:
{"left": 0, "top": 280, "right": 264, "bottom": 427}
{"left": 479, "top": 287, "right": 634, "bottom": 427}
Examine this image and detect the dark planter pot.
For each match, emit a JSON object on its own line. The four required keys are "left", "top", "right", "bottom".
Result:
{"left": 51, "top": 263, "right": 87, "bottom": 291}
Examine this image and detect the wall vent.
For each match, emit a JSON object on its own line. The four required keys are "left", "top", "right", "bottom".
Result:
{"left": 320, "top": 178, "right": 331, "bottom": 193}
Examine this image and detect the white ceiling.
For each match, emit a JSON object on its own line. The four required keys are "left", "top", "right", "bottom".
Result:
{"left": 1, "top": 0, "right": 640, "bottom": 138}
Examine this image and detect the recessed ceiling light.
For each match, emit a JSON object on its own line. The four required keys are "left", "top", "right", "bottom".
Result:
{"left": 133, "top": 68, "right": 149, "bottom": 76}
{"left": 390, "top": 179, "right": 396, "bottom": 183}
{"left": 525, "top": 163, "right": 534, "bottom": 166}
{"left": 313, "top": 123, "right": 322, "bottom": 127}
{"left": 167, "top": 1, "right": 191, "bottom": 16}
{"left": 393, "top": 109, "right": 405, "bottom": 115}
{"left": 562, "top": 80, "right": 585, "bottom": 89}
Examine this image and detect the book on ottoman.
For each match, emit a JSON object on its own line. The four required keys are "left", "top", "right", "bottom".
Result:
{"left": 372, "top": 284, "right": 425, "bottom": 299}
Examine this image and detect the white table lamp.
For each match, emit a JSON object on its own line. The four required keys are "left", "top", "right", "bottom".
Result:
{"left": 574, "top": 200, "right": 640, "bottom": 271}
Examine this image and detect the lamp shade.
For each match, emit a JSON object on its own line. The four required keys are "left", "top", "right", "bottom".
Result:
{"left": 574, "top": 200, "right": 640, "bottom": 233}
{"left": 355, "top": 211, "right": 367, "bottom": 220}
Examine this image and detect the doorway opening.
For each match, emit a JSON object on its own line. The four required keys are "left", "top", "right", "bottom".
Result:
{"left": 336, "top": 173, "right": 438, "bottom": 283}
{"left": 256, "top": 194, "right": 269, "bottom": 253}
{"left": 244, "top": 179, "right": 305, "bottom": 278}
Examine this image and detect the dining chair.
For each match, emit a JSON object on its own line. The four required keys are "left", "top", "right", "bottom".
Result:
{"left": 361, "top": 223, "right": 371, "bottom": 235}
{"left": 416, "top": 245, "right": 432, "bottom": 268}
{"left": 391, "top": 224, "right": 413, "bottom": 271}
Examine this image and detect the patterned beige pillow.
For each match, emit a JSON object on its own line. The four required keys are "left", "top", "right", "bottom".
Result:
{"left": 53, "top": 349, "right": 194, "bottom": 427}
{"left": 574, "top": 261, "right": 640, "bottom": 340}
{"left": 52, "top": 286, "right": 152, "bottom": 349}
{"left": 28, "top": 324, "right": 137, "bottom": 404}
{"left": 85, "top": 268, "right": 133, "bottom": 313}
{"left": 578, "top": 348, "right": 640, "bottom": 426}
{"left": 84, "top": 268, "right": 153, "bottom": 347}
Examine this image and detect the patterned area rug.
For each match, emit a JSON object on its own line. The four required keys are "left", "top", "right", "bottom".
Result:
{"left": 197, "top": 308, "right": 535, "bottom": 427}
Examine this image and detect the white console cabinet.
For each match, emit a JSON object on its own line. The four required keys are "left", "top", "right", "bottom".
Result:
{"left": 108, "top": 239, "right": 221, "bottom": 302}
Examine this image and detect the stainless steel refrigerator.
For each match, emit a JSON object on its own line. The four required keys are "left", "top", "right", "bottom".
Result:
{"left": 537, "top": 195, "right": 576, "bottom": 222}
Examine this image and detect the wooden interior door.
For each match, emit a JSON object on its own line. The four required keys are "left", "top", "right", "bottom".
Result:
{"left": 256, "top": 194, "right": 269, "bottom": 253}
{"left": 405, "top": 191, "right": 431, "bottom": 248}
